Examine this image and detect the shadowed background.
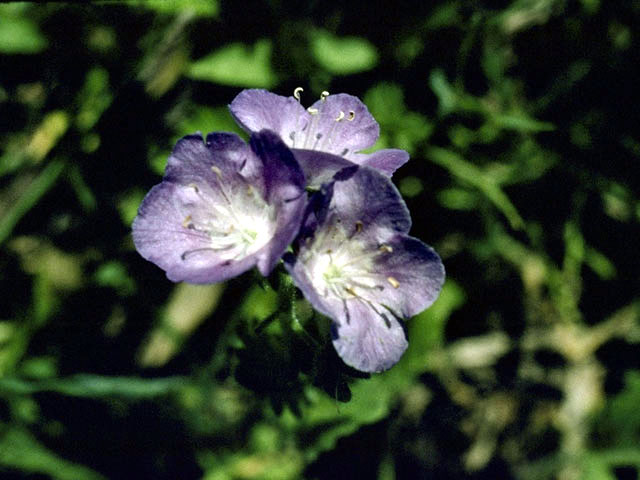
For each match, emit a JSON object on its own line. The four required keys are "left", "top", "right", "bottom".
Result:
{"left": 1, "top": 1, "right": 639, "bottom": 479}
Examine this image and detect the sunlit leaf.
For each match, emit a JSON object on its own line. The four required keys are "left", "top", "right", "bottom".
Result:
{"left": 0, "top": 161, "right": 66, "bottom": 246}
{"left": 0, "top": 427, "right": 106, "bottom": 480}
{"left": 120, "top": 0, "right": 218, "bottom": 16}
{"left": 399, "top": 176, "right": 424, "bottom": 198}
{"left": 427, "top": 147, "right": 525, "bottom": 229}
{"left": 187, "top": 40, "right": 277, "bottom": 88}
{"left": 175, "top": 105, "right": 246, "bottom": 141}
{"left": 364, "top": 82, "right": 433, "bottom": 154}
{"left": 0, "top": 374, "right": 184, "bottom": 398}
{"left": 310, "top": 30, "right": 378, "bottom": 75}
{"left": 94, "top": 261, "right": 136, "bottom": 296}
{"left": 76, "top": 67, "right": 113, "bottom": 131}
{"left": 0, "top": 16, "right": 47, "bottom": 54}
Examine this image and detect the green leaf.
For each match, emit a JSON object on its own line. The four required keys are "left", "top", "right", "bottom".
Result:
{"left": 0, "top": 426, "right": 106, "bottom": 480}
{"left": 0, "top": 160, "right": 66, "bottom": 246}
{"left": 398, "top": 176, "right": 424, "bottom": 198}
{"left": 93, "top": 261, "right": 136, "bottom": 296}
{"left": 0, "top": 374, "right": 184, "bottom": 399}
{"left": 175, "top": 105, "right": 246, "bottom": 140}
{"left": 76, "top": 67, "right": 113, "bottom": 131}
{"left": 494, "top": 112, "right": 555, "bottom": 133}
{"left": 429, "top": 69, "right": 459, "bottom": 115}
{"left": 405, "top": 280, "right": 466, "bottom": 370}
{"left": 122, "top": 0, "right": 218, "bottom": 16}
{"left": 427, "top": 147, "right": 525, "bottom": 229}
{"left": 363, "top": 82, "right": 433, "bottom": 154}
{"left": 311, "top": 30, "right": 378, "bottom": 75}
{"left": 596, "top": 370, "right": 640, "bottom": 447}
{"left": 187, "top": 40, "right": 277, "bottom": 88}
{"left": 0, "top": 15, "right": 47, "bottom": 54}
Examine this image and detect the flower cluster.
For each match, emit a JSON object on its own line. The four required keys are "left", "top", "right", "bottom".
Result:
{"left": 133, "top": 89, "right": 445, "bottom": 372}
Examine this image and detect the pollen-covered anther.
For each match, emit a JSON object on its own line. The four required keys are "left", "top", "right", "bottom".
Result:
{"left": 387, "top": 276, "right": 400, "bottom": 288}
{"left": 307, "top": 107, "right": 319, "bottom": 115}
{"left": 293, "top": 87, "right": 304, "bottom": 102}
{"left": 182, "top": 215, "right": 193, "bottom": 228}
{"left": 347, "top": 110, "right": 356, "bottom": 121}
{"left": 379, "top": 245, "right": 393, "bottom": 253}
{"left": 320, "top": 90, "right": 330, "bottom": 101}
{"left": 335, "top": 111, "right": 345, "bottom": 122}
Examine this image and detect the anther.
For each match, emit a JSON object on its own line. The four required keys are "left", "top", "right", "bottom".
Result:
{"left": 188, "top": 183, "right": 199, "bottom": 193}
{"left": 293, "top": 87, "right": 304, "bottom": 102}
{"left": 347, "top": 110, "right": 356, "bottom": 121}
{"left": 307, "top": 107, "right": 319, "bottom": 115}
{"left": 387, "top": 276, "right": 400, "bottom": 289}
{"left": 355, "top": 221, "right": 363, "bottom": 233}
{"left": 335, "top": 111, "right": 345, "bottom": 122}
{"left": 182, "top": 215, "right": 192, "bottom": 228}
{"left": 210, "top": 166, "right": 222, "bottom": 178}
{"left": 379, "top": 245, "right": 393, "bottom": 253}
{"left": 344, "top": 286, "right": 358, "bottom": 297}
{"left": 320, "top": 91, "right": 330, "bottom": 101}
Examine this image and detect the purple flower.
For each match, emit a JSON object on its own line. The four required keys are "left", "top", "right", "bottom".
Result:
{"left": 132, "top": 130, "right": 306, "bottom": 284}
{"left": 284, "top": 166, "right": 445, "bottom": 372}
{"left": 229, "top": 89, "right": 409, "bottom": 187}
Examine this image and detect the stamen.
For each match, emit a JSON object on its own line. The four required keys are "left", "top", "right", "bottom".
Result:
{"left": 319, "top": 109, "right": 344, "bottom": 150}
{"left": 320, "top": 90, "right": 330, "bottom": 101}
{"left": 181, "top": 247, "right": 217, "bottom": 260}
{"left": 344, "top": 286, "right": 358, "bottom": 297}
{"left": 347, "top": 110, "right": 356, "bottom": 121}
{"left": 307, "top": 107, "right": 319, "bottom": 115}
{"left": 182, "top": 215, "right": 193, "bottom": 228}
{"left": 355, "top": 221, "right": 363, "bottom": 233}
{"left": 292, "top": 87, "right": 305, "bottom": 147}
{"left": 379, "top": 245, "right": 393, "bottom": 253}
{"left": 188, "top": 183, "right": 199, "bottom": 193}
{"left": 387, "top": 276, "right": 400, "bottom": 288}
{"left": 210, "top": 166, "right": 222, "bottom": 179}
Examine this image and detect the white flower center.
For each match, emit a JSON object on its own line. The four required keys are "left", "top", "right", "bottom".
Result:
{"left": 181, "top": 182, "right": 276, "bottom": 262}
{"left": 301, "top": 225, "right": 386, "bottom": 301}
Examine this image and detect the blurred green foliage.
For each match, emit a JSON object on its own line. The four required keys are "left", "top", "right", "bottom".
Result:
{"left": 1, "top": 1, "right": 640, "bottom": 479}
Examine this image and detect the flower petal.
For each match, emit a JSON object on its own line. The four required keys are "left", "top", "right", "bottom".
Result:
{"left": 249, "top": 130, "right": 307, "bottom": 275}
{"left": 331, "top": 300, "right": 409, "bottom": 373}
{"left": 328, "top": 166, "right": 412, "bottom": 237}
{"left": 132, "top": 182, "right": 258, "bottom": 283}
{"left": 306, "top": 93, "right": 379, "bottom": 155}
{"left": 291, "top": 148, "right": 355, "bottom": 189}
{"left": 368, "top": 234, "right": 445, "bottom": 318}
{"left": 165, "top": 132, "right": 264, "bottom": 198}
{"left": 229, "top": 89, "right": 308, "bottom": 145}
{"left": 349, "top": 149, "right": 410, "bottom": 177}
